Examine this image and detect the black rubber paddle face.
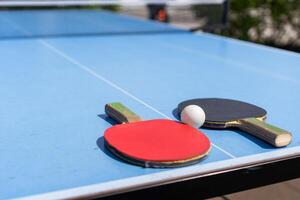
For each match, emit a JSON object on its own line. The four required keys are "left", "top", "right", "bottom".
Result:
{"left": 178, "top": 98, "right": 267, "bottom": 125}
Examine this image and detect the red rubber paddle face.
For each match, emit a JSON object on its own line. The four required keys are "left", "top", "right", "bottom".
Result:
{"left": 104, "top": 119, "right": 210, "bottom": 162}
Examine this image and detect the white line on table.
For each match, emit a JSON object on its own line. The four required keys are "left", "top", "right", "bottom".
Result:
{"left": 1, "top": 15, "right": 236, "bottom": 159}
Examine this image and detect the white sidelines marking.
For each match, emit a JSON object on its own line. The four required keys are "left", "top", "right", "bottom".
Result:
{"left": 4, "top": 11, "right": 300, "bottom": 200}
{"left": 161, "top": 41, "right": 300, "bottom": 84}
{"left": 2, "top": 13, "right": 236, "bottom": 159}
{"left": 211, "top": 143, "right": 235, "bottom": 158}
{"left": 198, "top": 31, "right": 300, "bottom": 58}
{"left": 18, "top": 146, "right": 300, "bottom": 200}
{"left": 39, "top": 40, "right": 170, "bottom": 119}
{"left": 0, "top": 15, "right": 32, "bottom": 36}
{"left": 39, "top": 39, "right": 236, "bottom": 159}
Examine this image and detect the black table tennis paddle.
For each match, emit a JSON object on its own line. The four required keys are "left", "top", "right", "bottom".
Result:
{"left": 177, "top": 98, "right": 292, "bottom": 147}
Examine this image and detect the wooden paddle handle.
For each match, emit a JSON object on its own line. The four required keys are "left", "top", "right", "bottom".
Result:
{"left": 105, "top": 102, "right": 142, "bottom": 124}
{"left": 239, "top": 118, "right": 292, "bottom": 147}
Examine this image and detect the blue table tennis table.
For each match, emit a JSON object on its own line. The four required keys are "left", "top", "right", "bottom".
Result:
{"left": 1, "top": 9, "right": 300, "bottom": 199}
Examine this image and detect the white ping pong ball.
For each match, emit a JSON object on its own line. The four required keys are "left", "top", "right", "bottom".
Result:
{"left": 180, "top": 105, "right": 206, "bottom": 128}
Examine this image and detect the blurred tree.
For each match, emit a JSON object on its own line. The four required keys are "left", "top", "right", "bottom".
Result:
{"left": 213, "top": 0, "right": 300, "bottom": 52}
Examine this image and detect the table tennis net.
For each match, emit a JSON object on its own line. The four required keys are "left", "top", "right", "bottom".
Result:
{"left": 0, "top": 9, "right": 186, "bottom": 39}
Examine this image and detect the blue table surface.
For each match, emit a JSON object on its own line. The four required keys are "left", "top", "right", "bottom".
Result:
{"left": 0, "top": 9, "right": 300, "bottom": 199}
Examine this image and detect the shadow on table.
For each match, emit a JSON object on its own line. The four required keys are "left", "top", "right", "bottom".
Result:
{"left": 96, "top": 114, "right": 125, "bottom": 163}
{"left": 98, "top": 114, "right": 117, "bottom": 126}
{"left": 172, "top": 108, "right": 274, "bottom": 149}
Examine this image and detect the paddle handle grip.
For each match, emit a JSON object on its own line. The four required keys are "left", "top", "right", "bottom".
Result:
{"left": 105, "top": 102, "right": 142, "bottom": 124}
{"left": 239, "top": 118, "right": 292, "bottom": 147}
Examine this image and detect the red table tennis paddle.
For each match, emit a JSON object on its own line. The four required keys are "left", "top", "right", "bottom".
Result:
{"left": 104, "top": 102, "right": 211, "bottom": 168}
{"left": 177, "top": 98, "right": 292, "bottom": 147}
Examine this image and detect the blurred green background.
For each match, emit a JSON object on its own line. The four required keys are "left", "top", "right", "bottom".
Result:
{"left": 212, "top": 0, "right": 300, "bottom": 52}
